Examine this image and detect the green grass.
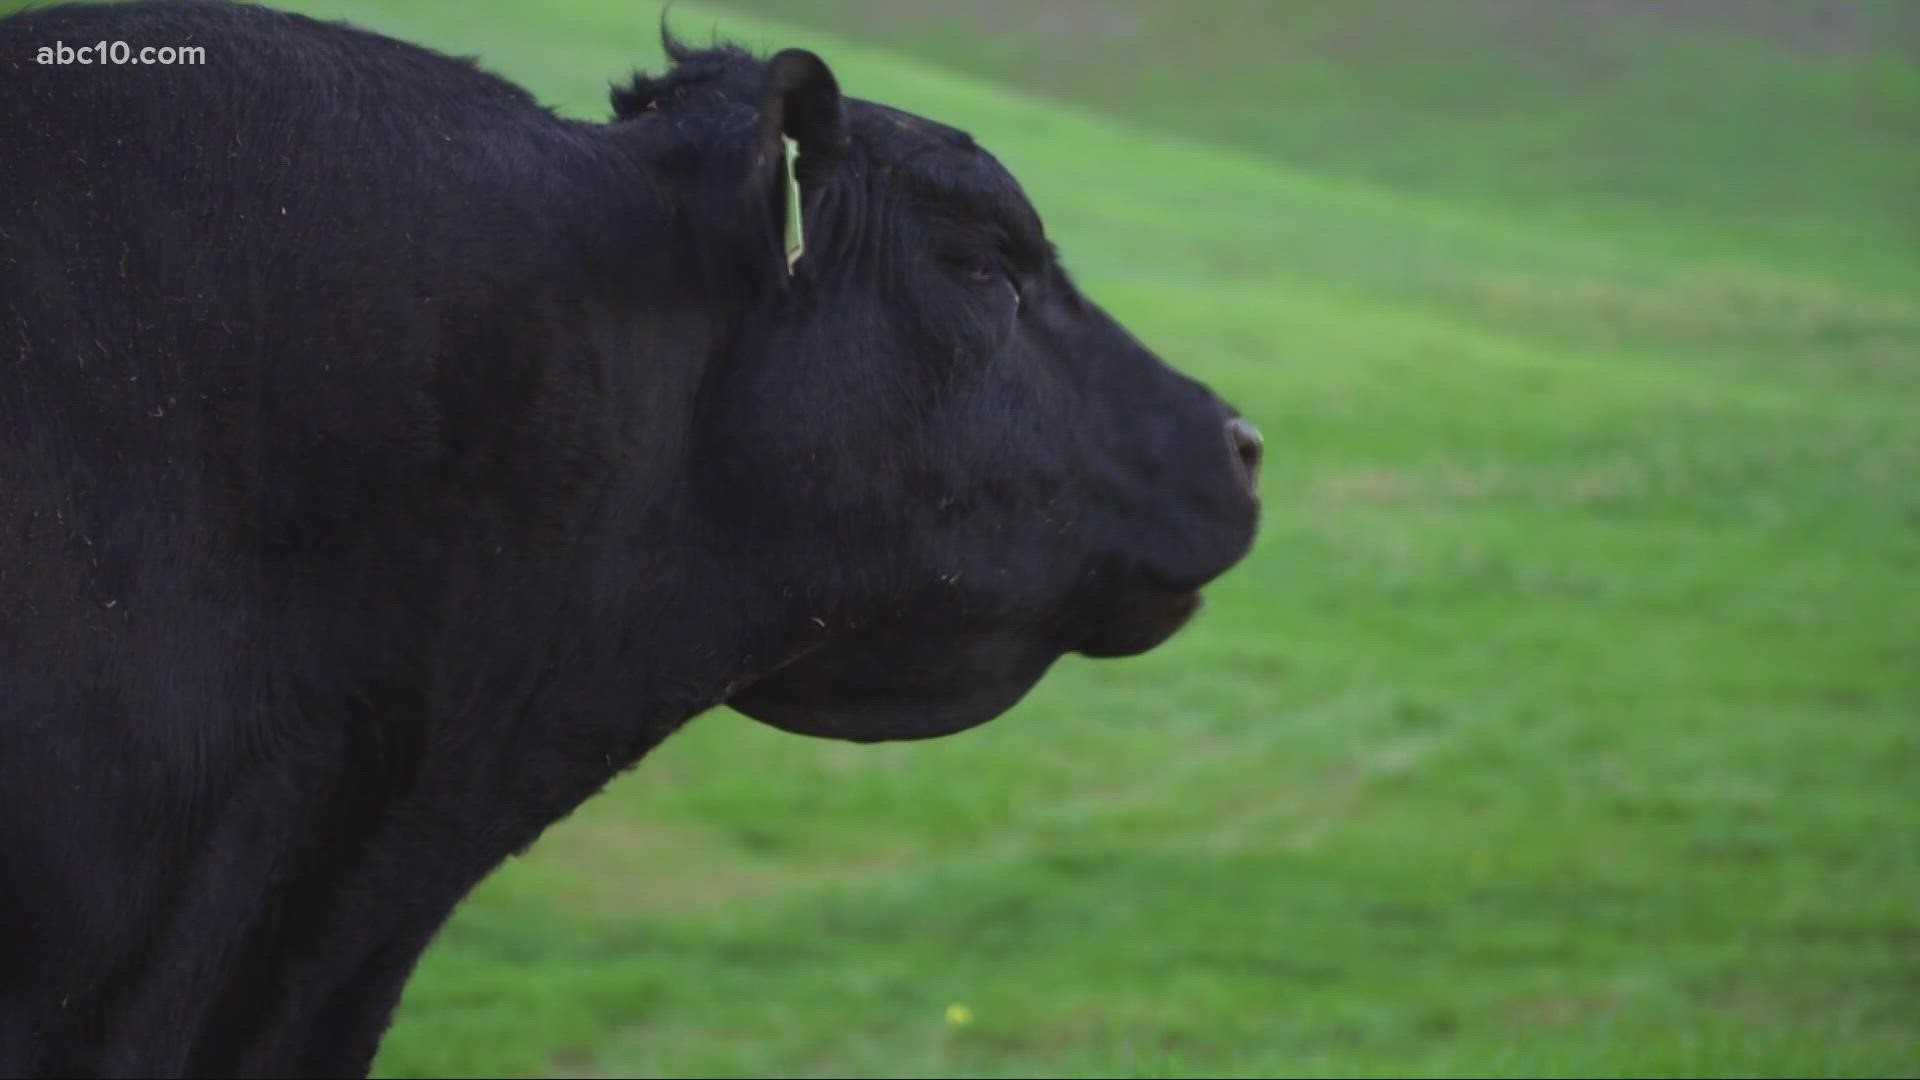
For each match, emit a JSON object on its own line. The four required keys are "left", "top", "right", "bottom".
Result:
{"left": 15, "top": 0, "right": 1920, "bottom": 1074}
{"left": 708, "top": 0, "right": 1920, "bottom": 296}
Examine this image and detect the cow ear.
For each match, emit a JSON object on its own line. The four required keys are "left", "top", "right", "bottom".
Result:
{"left": 754, "top": 49, "right": 848, "bottom": 272}
{"left": 757, "top": 49, "right": 848, "bottom": 186}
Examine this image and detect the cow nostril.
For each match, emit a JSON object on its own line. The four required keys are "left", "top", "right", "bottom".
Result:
{"left": 1226, "top": 417, "right": 1263, "bottom": 484}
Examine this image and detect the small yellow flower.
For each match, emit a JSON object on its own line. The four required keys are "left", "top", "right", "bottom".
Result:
{"left": 944, "top": 1003, "right": 974, "bottom": 1027}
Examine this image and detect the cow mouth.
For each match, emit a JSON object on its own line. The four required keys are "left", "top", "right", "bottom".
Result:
{"left": 1073, "top": 571, "right": 1205, "bottom": 659}
{"left": 727, "top": 524, "right": 1254, "bottom": 742}
{"left": 723, "top": 624, "right": 1061, "bottom": 744}
{"left": 1073, "top": 520, "right": 1256, "bottom": 658}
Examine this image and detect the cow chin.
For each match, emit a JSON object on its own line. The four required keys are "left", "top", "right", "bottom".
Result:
{"left": 728, "top": 583, "right": 1207, "bottom": 742}
{"left": 1073, "top": 587, "right": 1203, "bottom": 659}
{"left": 725, "top": 628, "right": 1064, "bottom": 743}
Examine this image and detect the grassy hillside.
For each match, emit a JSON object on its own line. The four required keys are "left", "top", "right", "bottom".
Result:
{"left": 7, "top": 0, "right": 1917, "bottom": 1075}
{"left": 712, "top": 0, "right": 1920, "bottom": 294}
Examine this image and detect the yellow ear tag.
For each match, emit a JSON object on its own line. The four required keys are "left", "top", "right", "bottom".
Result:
{"left": 782, "top": 135, "right": 804, "bottom": 274}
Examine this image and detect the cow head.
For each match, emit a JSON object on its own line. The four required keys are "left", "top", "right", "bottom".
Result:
{"left": 614, "top": 40, "right": 1262, "bottom": 742}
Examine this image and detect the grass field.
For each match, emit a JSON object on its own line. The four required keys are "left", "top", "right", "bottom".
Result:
{"left": 16, "top": 0, "right": 1920, "bottom": 1074}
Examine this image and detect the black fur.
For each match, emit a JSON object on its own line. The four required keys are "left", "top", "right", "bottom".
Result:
{"left": 0, "top": 1, "right": 1261, "bottom": 1075}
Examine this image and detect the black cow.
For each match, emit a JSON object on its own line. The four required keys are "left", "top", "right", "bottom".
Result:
{"left": 0, "top": 0, "right": 1261, "bottom": 1074}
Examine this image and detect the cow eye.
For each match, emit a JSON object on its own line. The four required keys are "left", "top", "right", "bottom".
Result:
{"left": 957, "top": 257, "right": 1002, "bottom": 287}
{"left": 951, "top": 255, "right": 1022, "bottom": 307}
